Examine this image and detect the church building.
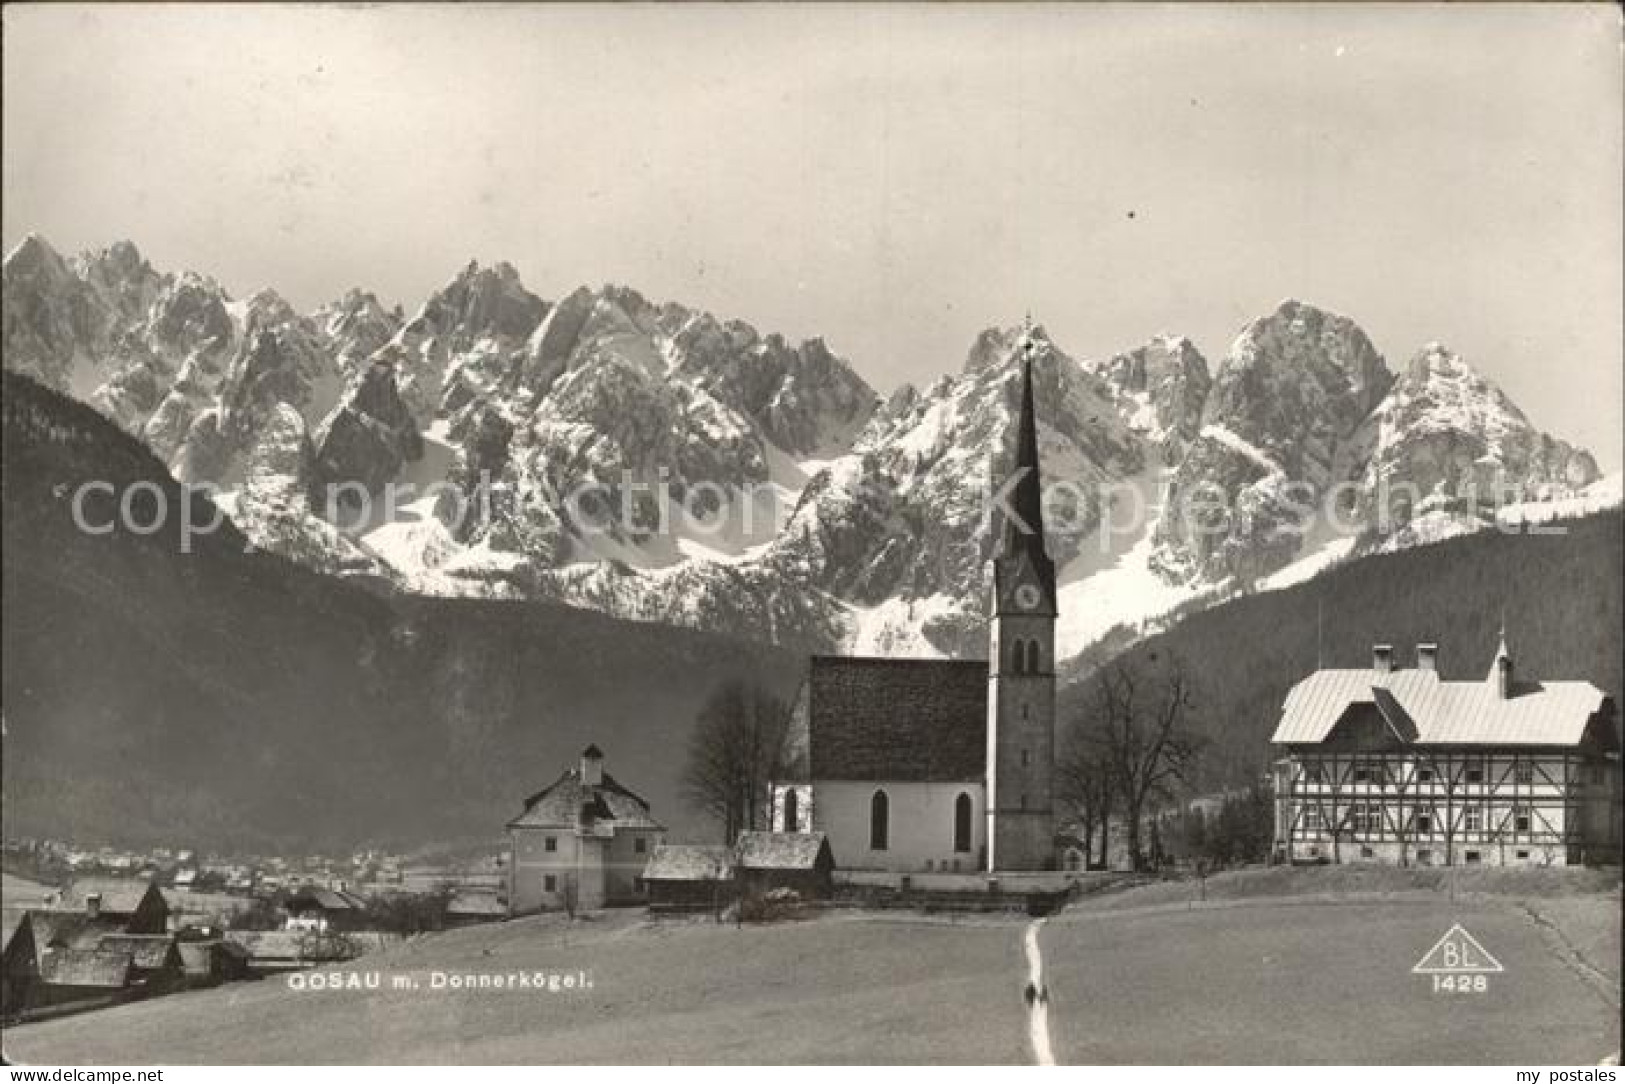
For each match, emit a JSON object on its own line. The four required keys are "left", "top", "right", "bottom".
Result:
{"left": 768, "top": 334, "right": 1059, "bottom": 873}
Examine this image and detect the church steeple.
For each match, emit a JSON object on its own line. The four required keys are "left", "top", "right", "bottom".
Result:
{"left": 994, "top": 327, "right": 1056, "bottom": 614}
{"left": 985, "top": 319, "right": 1059, "bottom": 873}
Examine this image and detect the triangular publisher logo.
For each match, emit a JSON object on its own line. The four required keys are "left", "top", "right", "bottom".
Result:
{"left": 1412, "top": 924, "right": 1504, "bottom": 974}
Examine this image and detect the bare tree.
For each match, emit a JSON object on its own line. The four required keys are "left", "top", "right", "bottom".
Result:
{"left": 681, "top": 680, "right": 790, "bottom": 844}
{"left": 1086, "top": 652, "right": 1203, "bottom": 871}
{"left": 1055, "top": 728, "right": 1112, "bottom": 869}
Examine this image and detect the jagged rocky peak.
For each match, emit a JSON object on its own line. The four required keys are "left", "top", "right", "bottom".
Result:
{"left": 77, "top": 240, "right": 167, "bottom": 320}
{"left": 314, "top": 359, "right": 423, "bottom": 494}
{"left": 2, "top": 234, "right": 118, "bottom": 392}
{"left": 1203, "top": 299, "right": 1392, "bottom": 479}
{"left": 1090, "top": 333, "right": 1213, "bottom": 446}
{"left": 4, "top": 232, "right": 75, "bottom": 282}
{"left": 1352, "top": 342, "right": 1600, "bottom": 509}
{"left": 314, "top": 288, "right": 403, "bottom": 376}
{"left": 411, "top": 259, "right": 548, "bottom": 343}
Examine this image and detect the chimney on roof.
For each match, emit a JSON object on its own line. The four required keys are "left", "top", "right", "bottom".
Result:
{"left": 85, "top": 892, "right": 102, "bottom": 919}
{"left": 1491, "top": 628, "right": 1513, "bottom": 699}
{"left": 1372, "top": 644, "right": 1394, "bottom": 675}
{"left": 1416, "top": 643, "right": 1439, "bottom": 673}
{"left": 580, "top": 744, "right": 604, "bottom": 788}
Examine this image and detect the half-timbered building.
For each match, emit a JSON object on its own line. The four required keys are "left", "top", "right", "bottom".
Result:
{"left": 1271, "top": 638, "right": 1621, "bottom": 866}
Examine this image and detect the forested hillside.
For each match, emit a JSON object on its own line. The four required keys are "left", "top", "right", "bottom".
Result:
{"left": 1, "top": 373, "right": 802, "bottom": 852}
{"left": 1061, "top": 509, "right": 1624, "bottom": 789}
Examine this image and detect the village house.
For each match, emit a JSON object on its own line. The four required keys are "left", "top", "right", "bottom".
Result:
{"left": 768, "top": 335, "right": 1059, "bottom": 874}
{"left": 444, "top": 891, "right": 507, "bottom": 928}
{"left": 54, "top": 877, "right": 170, "bottom": 934}
{"left": 733, "top": 831, "right": 835, "bottom": 899}
{"left": 2, "top": 908, "right": 38, "bottom": 1016}
{"left": 642, "top": 845, "right": 736, "bottom": 914}
{"left": 3, "top": 879, "right": 184, "bottom": 1016}
{"left": 282, "top": 885, "right": 369, "bottom": 932}
{"left": 507, "top": 745, "right": 665, "bottom": 913}
{"left": 1271, "top": 637, "right": 1622, "bottom": 866}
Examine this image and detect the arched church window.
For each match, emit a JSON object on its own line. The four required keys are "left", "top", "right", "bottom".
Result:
{"left": 1026, "top": 640, "right": 1041, "bottom": 674}
{"left": 954, "top": 793, "right": 973, "bottom": 853}
{"left": 783, "top": 787, "right": 799, "bottom": 833}
{"left": 870, "top": 790, "right": 889, "bottom": 851}
{"left": 1011, "top": 639, "right": 1026, "bottom": 674}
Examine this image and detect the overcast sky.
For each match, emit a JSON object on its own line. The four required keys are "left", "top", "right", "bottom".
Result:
{"left": 4, "top": 3, "right": 1620, "bottom": 468}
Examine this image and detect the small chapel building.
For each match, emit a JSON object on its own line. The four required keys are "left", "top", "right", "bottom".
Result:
{"left": 768, "top": 334, "right": 1060, "bottom": 873}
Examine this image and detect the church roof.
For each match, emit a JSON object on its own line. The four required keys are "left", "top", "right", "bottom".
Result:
{"left": 799, "top": 656, "right": 987, "bottom": 782}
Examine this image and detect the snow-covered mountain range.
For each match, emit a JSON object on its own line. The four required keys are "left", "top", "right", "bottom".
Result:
{"left": 3, "top": 235, "right": 1612, "bottom": 658}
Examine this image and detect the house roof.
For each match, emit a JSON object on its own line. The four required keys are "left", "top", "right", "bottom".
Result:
{"left": 734, "top": 831, "right": 830, "bottom": 871}
{"left": 1, "top": 873, "right": 59, "bottom": 910}
{"left": 1272, "top": 663, "right": 1611, "bottom": 746}
{"left": 508, "top": 768, "right": 663, "bottom": 831}
{"left": 2, "top": 908, "right": 32, "bottom": 954}
{"left": 798, "top": 656, "right": 987, "bottom": 782}
{"left": 28, "top": 911, "right": 127, "bottom": 955}
{"left": 58, "top": 877, "right": 162, "bottom": 916}
{"left": 641, "top": 845, "right": 735, "bottom": 882}
{"left": 286, "top": 886, "right": 366, "bottom": 912}
{"left": 37, "top": 948, "right": 132, "bottom": 988}
{"left": 96, "top": 934, "right": 177, "bottom": 970}
{"left": 223, "top": 930, "right": 399, "bottom": 960}
{"left": 446, "top": 891, "right": 507, "bottom": 917}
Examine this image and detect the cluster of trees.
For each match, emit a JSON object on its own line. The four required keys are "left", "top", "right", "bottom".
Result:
{"left": 1063, "top": 510, "right": 1623, "bottom": 799}
{"left": 226, "top": 886, "right": 455, "bottom": 935}
{"left": 1057, "top": 650, "right": 1205, "bottom": 871}
{"left": 680, "top": 680, "right": 790, "bottom": 843}
{"left": 1179, "top": 786, "right": 1275, "bottom": 868}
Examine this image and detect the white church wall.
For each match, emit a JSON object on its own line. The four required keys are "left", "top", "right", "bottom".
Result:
{"left": 812, "top": 780, "right": 985, "bottom": 872}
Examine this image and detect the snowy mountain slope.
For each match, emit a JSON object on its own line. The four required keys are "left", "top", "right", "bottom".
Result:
{"left": 1, "top": 237, "right": 1605, "bottom": 661}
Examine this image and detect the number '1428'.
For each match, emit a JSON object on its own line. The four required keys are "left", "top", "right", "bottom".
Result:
{"left": 1432, "top": 974, "right": 1488, "bottom": 993}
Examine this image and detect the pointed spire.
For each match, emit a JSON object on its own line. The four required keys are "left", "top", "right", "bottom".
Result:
{"left": 1001, "top": 332, "right": 1046, "bottom": 555}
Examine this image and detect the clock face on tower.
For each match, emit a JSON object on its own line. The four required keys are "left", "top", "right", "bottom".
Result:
{"left": 1013, "top": 583, "right": 1042, "bottom": 611}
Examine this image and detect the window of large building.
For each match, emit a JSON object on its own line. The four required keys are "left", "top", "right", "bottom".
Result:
{"left": 954, "top": 793, "right": 973, "bottom": 853}
{"left": 1465, "top": 761, "right": 1485, "bottom": 784}
{"left": 1302, "top": 806, "right": 1322, "bottom": 831}
{"left": 1514, "top": 761, "right": 1534, "bottom": 785}
{"left": 544, "top": 875, "right": 557, "bottom": 892}
{"left": 545, "top": 837, "right": 557, "bottom": 852}
{"left": 1026, "top": 641, "right": 1041, "bottom": 674}
{"left": 1352, "top": 804, "right": 1380, "bottom": 833}
{"left": 870, "top": 790, "right": 889, "bottom": 851}
{"left": 634, "top": 836, "right": 648, "bottom": 854}
{"left": 1464, "top": 805, "right": 1483, "bottom": 831}
{"left": 1415, "top": 811, "right": 1432, "bottom": 833}
{"left": 784, "top": 788, "right": 799, "bottom": 833}
{"left": 1514, "top": 806, "right": 1531, "bottom": 832}
{"left": 1417, "top": 765, "right": 1434, "bottom": 783}
{"left": 1010, "top": 640, "right": 1027, "bottom": 674}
